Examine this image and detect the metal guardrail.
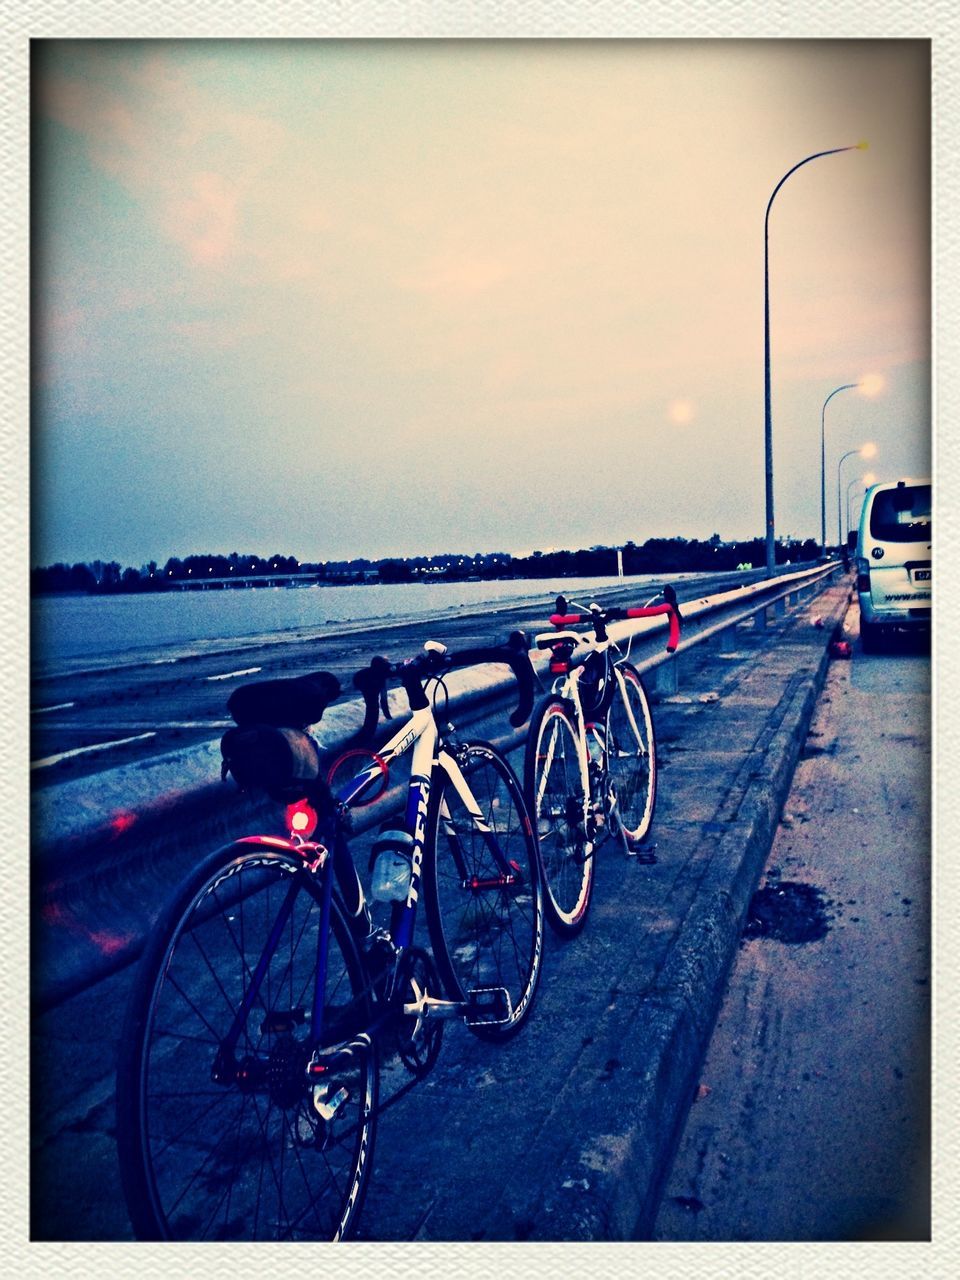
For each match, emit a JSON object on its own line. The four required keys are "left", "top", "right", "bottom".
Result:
{"left": 33, "top": 563, "right": 843, "bottom": 862}
{"left": 604, "top": 559, "right": 843, "bottom": 695}
{"left": 33, "top": 562, "right": 848, "bottom": 1010}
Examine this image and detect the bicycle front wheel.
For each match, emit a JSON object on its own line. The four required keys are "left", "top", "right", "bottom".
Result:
{"left": 606, "top": 662, "right": 657, "bottom": 846}
{"left": 524, "top": 695, "right": 594, "bottom": 936}
{"left": 424, "top": 742, "right": 544, "bottom": 1039}
{"left": 116, "top": 842, "right": 378, "bottom": 1241}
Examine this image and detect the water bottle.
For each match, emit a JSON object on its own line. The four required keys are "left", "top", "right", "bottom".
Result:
{"left": 586, "top": 723, "right": 605, "bottom": 766}
{"left": 369, "top": 830, "right": 414, "bottom": 902}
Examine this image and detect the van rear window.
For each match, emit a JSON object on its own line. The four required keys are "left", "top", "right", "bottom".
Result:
{"left": 869, "top": 485, "right": 931, "bottom": 543}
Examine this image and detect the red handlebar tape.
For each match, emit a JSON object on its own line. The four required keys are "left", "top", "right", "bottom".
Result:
{"left": 548, "top": 604, "right": 681, "bottom": 653}
{"left": 626, "top": 603, "right": 681, "bottom": 653}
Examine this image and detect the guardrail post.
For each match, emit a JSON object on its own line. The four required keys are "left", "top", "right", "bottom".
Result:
{"left": 717, "top": 624, "right": 736, "bottom": 653}
{"left": 652, "top": 656, "right": 678, "bottom": 698}
{"left": 774, "top": 595, "right": 786, "bottom": 618}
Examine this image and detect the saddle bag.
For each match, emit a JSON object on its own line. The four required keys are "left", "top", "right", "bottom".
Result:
{"left": 220, "top": 724, "right": 322, "bottom": 802}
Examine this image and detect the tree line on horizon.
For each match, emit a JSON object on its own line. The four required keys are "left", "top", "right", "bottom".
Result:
{"left": 31, "top": 535, "right": 823, "bottom": 596}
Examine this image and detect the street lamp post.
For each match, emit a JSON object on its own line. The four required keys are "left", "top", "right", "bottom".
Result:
{"left": 846, "top": 470, "right": 878, "bottom": 543}
{"left": 845, "top": 475, "right": 861, "bottom": 544}
{"left": 763, "top": 142, "right": 867, "bottom": 577}
{"left": 837, "top": 445, "right": 877, "bottom": 547}
{"left": 821, "top": 383, "right": 859, "bottom": 554}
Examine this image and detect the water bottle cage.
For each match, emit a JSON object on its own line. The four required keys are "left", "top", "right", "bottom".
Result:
{"left": 368, "top": 829, "right": 415, "bottom": 871}
{"left": 369, "top": 830, "right": 415, "bottom": 903}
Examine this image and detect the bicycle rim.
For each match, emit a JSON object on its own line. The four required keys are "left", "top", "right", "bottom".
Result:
{"left": 425, "top": 744, "right": 544, "bottom": 1038}
{"left": 606, "top": 664, "right": 657, "bottom": 845}
{"left": 117, "top": 846, "right": 377, "bottom": 1241}
{"left": 525, "top": 697, "right": 593, "bottom": 935}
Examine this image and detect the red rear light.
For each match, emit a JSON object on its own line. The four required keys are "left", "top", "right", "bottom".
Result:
{"left": 549, "top": 642, "right": 574, "bottom": 674}
{"left": 285, "top": 799, "right": 318, "bottom": 839}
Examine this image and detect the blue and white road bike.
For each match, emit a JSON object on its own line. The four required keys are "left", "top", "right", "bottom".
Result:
{"left": 116, "top": 637, "right": 543, "bottom": 1241}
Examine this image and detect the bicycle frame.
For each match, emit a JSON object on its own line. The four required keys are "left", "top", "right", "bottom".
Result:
{"left": 119, "top": 638, "right": 542, "bottom": 1244}
{"left": 222, "top": 687, "right": 523, "bottom": 1069}
{"left": 533, "top": 622, "right": 649, "bottom": 842}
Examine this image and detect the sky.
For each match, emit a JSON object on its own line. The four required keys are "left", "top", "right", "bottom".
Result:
{"left": 31, "top": 38, "right": 931, "bottom": 568}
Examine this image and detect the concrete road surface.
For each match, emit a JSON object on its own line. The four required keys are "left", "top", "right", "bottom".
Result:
{"left": 654, "top": 602, "right": 931, "bottom": 1241}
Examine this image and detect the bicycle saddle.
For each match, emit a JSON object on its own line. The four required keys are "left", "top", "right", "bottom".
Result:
{"left": 227, "top": 670, "right": 342, "bottom": 729}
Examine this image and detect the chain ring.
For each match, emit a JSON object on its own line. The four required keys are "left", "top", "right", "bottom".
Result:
{"left": 390, "top": 946, "right": 444, "bottom": 1078}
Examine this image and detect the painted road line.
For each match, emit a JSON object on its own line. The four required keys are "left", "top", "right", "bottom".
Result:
{"left": 147, "top": 721, "right": 234, "bottom": 729}
{"left": 31, "top": 733, "right": 157, "bottom": 771}
{"left": 35, "top": 721, "right": 234, "bottom": 732}
{"left": 33, "top": 702, "right": 76, "bottom": 714}
{"left": 206, "top": 667, "right": 262, "bottom": 682}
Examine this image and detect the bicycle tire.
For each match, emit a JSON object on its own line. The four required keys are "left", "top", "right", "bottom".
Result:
{"left": 606, "top": 661, "right": 657, "bottom": 847}
{"left": 524, "top": 695, "right": 594, "bottom": 936}
{"left": 423, "top": 742, "right": 544, "bottom": 1039}
{"left": 116, "top": 841, "right": 378, "bottom": 1241}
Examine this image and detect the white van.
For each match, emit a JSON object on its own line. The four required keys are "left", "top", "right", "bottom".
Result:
{"left": 854, "top": 478, "right": 931, "bottom": 651}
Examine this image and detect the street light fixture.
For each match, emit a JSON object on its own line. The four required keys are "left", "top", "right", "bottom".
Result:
{"left": 763, "top": 142, "right": 867, "bottom": 576}
{"left": 837, "top": 443, "right": 877, "bottom": 547}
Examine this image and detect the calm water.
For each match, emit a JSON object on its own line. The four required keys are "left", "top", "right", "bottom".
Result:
{"left": 32, "top": 574, "right": 685, "bottom": 672}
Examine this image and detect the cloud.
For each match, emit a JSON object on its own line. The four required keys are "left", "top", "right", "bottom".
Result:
{"left": 398, "top": 250, "right": 511, "bottom": 297}
{"left": 162, "top": 170, "right": 238, "bottom": 264}
{"left": 38, "top": 48, "right": 289, "bottom": 275}
{"left": 168, "top": 315, "right": 267, "bottom": 350}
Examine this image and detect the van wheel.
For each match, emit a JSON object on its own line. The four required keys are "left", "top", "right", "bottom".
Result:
{"left": 860, "top": 619, "right": 881, "bottom": 653}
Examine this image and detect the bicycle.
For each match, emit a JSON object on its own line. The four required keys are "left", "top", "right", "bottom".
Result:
{"left": 523, "top": 587, "right": 681, "bottom": 936}
{"left": 116, "top": 636, "right": 544, "bottom": 1241}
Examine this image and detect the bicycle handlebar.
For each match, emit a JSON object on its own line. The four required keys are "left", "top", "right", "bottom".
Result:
{"left": 351, "top": 632, "right": 534, "bottom": 744}
{"left": 546, "top": 585, "right": 683, "bottom": 653}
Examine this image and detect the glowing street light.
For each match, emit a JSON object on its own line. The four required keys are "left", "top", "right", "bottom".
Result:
{"left": 837, "top": 443, "right": 877, "bottom": 547}
{"left": 763, "top": 141, "right": 867, "bottom": 576}
{"left": 859, "top": 373, "right": 885, "bottom": 397}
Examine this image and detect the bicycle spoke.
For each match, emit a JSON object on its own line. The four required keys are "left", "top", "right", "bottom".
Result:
{"left": 120, "top": 848, "right": 377, "bottom": 1241}
{"left": 525, "top": 698, "right": 593, "bottom": 934}
{"left": 428, "top": 745, "right": 542, "bottom": 1037}
{"left": 607, "top": 665, "right": 657, "bottom": 845}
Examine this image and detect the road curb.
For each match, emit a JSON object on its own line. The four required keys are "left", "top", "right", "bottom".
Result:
{"left": 490, "top": 581, "right": 853, "bottom": 1240}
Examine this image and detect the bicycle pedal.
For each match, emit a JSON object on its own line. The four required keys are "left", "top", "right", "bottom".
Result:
{"left": 312, "top": 1082, "right": 350, "bottom": 1122}
{"left": 464, "top": 986, "right": 513, "bottom": 1027}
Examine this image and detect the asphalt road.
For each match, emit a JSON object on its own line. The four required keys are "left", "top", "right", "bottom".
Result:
{"left": 30, "top": 580, "right": 851, "bottom": 1243}
{"left": 653, "top": 603, "right": 931, "bottom": 1242}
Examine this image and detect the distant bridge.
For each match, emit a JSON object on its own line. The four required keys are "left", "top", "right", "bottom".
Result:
{"left": 167, "top": 572, "right": 335, "bottom": 591}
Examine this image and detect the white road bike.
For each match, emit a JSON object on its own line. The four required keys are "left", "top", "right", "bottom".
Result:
{"left": 523, "top": 589, "right": 681, "bottom": 936}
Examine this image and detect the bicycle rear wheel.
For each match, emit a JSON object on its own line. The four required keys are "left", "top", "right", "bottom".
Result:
{"left": 524, "top": 695, "right": 594, "bottom": 936}
{"left": 424, "top": 742, "right": 544, "bottom": 1039}
{"left": 116, "top": 842, "right": 378, "bottom": 1241}
{"left": 606, "top": 661, "right": 657, "bottom": 847}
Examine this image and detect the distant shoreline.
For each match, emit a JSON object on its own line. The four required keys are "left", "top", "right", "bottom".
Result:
{"left": 30, "top": 535, "right": 823, "bottom": 600}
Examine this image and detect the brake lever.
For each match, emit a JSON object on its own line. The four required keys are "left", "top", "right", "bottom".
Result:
{"left": 351, "top": 655, "right": 393, "bottom": 745}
